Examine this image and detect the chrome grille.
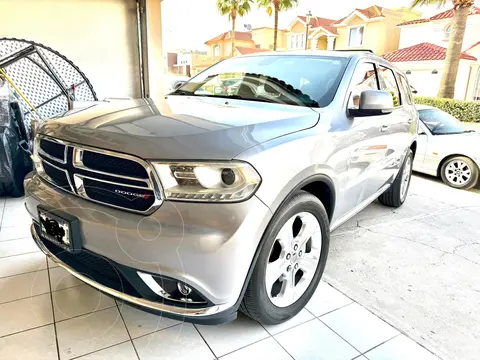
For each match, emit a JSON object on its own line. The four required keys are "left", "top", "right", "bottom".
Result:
{"left": 36, "top": 136, "right": 162, "bottom": 213}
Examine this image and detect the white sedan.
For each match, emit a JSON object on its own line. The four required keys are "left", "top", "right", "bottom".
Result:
{"left": 413, "top": 105, "right": 479, "bottom": 189}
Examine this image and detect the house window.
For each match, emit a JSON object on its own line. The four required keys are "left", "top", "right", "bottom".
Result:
{"left": 444, "top": 24, "right": 452, "bottom": 40}
{"left": 290, "top": 34, "right": 305, "bottom": 49}
{"left": 214, "top": 45, "right": 220, "bottom": 57}
{"left": 348, "top": 25, "right": 365, "bottom": 47}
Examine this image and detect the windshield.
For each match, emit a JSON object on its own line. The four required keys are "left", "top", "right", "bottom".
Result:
{"left": 418, "top": 108, "right": 465, "bottom": 135}
{"left": 172, "top": 55, "right": 349, "bottom": 108}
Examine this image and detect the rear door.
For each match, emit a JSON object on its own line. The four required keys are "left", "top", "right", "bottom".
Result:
{"left": 377, "top": 66, "right": 414, "bottom": 184}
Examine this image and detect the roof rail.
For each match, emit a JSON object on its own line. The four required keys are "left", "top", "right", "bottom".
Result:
{"left": 334, "top": 49, "right": 375, "bottom": 54}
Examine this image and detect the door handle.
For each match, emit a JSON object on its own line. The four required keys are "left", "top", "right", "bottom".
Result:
{"left": 380, "top": 125, "right": 390, "bottom": 132}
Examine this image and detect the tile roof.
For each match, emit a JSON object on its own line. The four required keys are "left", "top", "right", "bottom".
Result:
{"left": 332, "top": 5, "right": 385, "bottom": 26}
{"left": 205, "top": 31, "right": 253, "bottom": 44}
{"left": 464, "top": 41, "right": 480, "bottom": 52}
{"left": 382, "top": 42, "right": 477, "bottom": 62}
{"left": 297, "top": 16, "right": 338, "bottom": 34}
{"left": 398, "top": 6, "right": 480, "bottom": 26}
{"left": 235, "top": 46, "right": 268, "bottom": 55}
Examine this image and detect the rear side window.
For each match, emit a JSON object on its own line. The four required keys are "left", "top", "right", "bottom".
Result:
{"left": 348, "top": 62, "right": 379, "bottom": 108}
{"left": 398, "top": 74, "right": 414, "bottom": 105}
{"left": 379, "top": 66, "right": 401, "bottom": 107}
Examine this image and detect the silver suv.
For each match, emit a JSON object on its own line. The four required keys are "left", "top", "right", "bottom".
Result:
{"left": 25, "top": 51, "right": 418, "bottom": 325}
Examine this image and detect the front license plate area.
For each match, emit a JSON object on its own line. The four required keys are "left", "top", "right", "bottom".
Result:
{"left": 38, "top": 206, "right": 81, "bottom": 253}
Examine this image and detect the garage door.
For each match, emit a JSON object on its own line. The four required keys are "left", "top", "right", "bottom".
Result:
{"left": 0, "top": 0, "right": 141, "bottom": 100}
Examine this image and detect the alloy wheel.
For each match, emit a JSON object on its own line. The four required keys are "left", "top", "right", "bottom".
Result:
{"left": 445, "top": 160, "right": 472, "bottom": 186}
{"left": 400, "top": 155, "right": 412, "bottom": 201}
{"left": 265, "top": 212, "right": 322, "bottom": 308}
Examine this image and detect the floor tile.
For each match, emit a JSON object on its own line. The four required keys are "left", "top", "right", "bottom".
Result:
{"left": 5, "top": 197, "right": 26, "bottom": 207}
{"left": 306, "top": 281, "right": 353, "bottom": 316}
{"left": 0, "top": 237, "right": 40, "bottom": 258}
{"left": 321, "top": 303, "right": 399, "bottom": 353}
{"left": 365, "top": 334, "right": 440, "bottom": 360}
{"left": 49, "top": 266, "right": 83, "bottom": 292}
{"left": 56, "top": 307, "right": 129, "bottom": 360}
{"left": 53, "top": 284, "right": 116, "bottom": 321}
{"left": 0, "top": 252, "right": 46, "bottom": 278}
{"left": 2, "top": 213, "right": 32, "bottom": 227}
{"left": 196, "top": 314, "right": 269, "bottom": 357}
{"left": 48, "top": 258, "right": 60, "bottom": 268}
{"left": 133, "top": 323, "right": 214, "bottom": 360}
{"left": 0, "top": 324, "right": 57, "bottom": 360}
{"left": 275, "top": 319, "right": 360, "bottom": 360}
{"left": 0, "top": 270, "right": 50, "bottom": 304}
{"left": 118, "top": 303, "right": 180, "bottom": 339}
{"left": 0, "top": 293, "right": 53, "bottom": 337}
{"left": 75, "top": 341, "right": 138, "bottom": 360}
{"left": 263, "top": 308, "right": 314, "bottom": 335}
{"left": 0, "top": 225, "right": 32, "bottom": 241}
{"left": 220, "top": 337, "right": 291, "bottom": 360}
{"left": 1, "top": 204, "right": 28, "bottom": 216}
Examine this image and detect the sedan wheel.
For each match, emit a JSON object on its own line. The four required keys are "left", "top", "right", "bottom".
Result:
{"left": 441, "top": 156, "right": 479, "bottom": 190}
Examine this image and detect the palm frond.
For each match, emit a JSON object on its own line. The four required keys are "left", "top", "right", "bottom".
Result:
{"left": 279, "top": 0, "right": 298, "bottom": 11}
{"left": 410, "top": 0, "right": 449, "bottom": 9}
{"left": 238, "top": 0, "right": 253, "bottom": 17}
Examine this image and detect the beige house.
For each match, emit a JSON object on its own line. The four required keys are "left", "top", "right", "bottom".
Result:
{"left": 286, "top": 5, "right": 421, "bottom": 55}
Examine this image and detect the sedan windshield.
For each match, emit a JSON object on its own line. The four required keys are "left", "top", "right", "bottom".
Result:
{"left": 172, "top": 55, "right": 349, "bottom": 108}
{"left": 418, "top": 108, "right": 466, "bottom": 135}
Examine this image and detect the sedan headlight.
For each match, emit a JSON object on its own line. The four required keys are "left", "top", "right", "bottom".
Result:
{"left": 151, "top": 162, "right": 261, "bottom": 202}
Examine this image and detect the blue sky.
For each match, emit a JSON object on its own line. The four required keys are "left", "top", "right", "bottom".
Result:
{"left": 162, "top": 0, "right": 452, "bottom": 51}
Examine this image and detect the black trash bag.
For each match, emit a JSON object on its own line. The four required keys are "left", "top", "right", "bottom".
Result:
{"left": 0, "top": 84, "right": 33, "bottom": 197}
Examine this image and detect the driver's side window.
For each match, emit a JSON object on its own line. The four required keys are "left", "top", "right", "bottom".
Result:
{"left": 348, "top": 62, "right": 380, "bottom": 109}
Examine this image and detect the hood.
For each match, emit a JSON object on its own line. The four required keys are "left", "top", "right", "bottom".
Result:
{"left": 39, "top": 96, "right": 319, "bottom": 160}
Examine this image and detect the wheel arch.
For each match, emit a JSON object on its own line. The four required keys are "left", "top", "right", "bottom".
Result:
{"left": 410, "top": 140, "right": 417, "bottom": 158}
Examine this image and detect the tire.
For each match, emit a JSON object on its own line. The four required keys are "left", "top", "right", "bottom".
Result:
{"left": 378, "top": 149, "right": 413, "bottom": 208}
{"left": 240, "top": 191, "right": 330, "bottom": 325}
{"left": 440, "top": 156, "right": 479, "bottom": 190}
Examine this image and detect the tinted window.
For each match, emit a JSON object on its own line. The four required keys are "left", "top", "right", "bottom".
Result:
{"left": 176, "top": 55, "right": 349, "bottom": 108}
{"left": 348, "top": 62, "right": 379, "bottom": 108}
{"left": 398, "top": 74, "right": 413, "bottom": 105}
{"left": 418, "top": 109, "right": 465, "bottom": 134}
{"left": 379, "top": 66, "right": 401, "bottom": 106}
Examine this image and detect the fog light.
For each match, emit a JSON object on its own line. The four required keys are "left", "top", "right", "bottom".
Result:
{"left": 177, "top": 282, "right": 192, "bottom": 296}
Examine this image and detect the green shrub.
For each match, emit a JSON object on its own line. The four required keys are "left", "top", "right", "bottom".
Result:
{"left": 414, "top": 96, "right": 480, "bottom": 123}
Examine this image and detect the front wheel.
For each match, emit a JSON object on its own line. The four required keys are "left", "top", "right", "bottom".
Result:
{"left": 378, "top": 149, "right": 413, "bottom": 208}
{"left": 440, "top": 156, "right": 479, "bottom": 190}
{"left": 240, "top": 191, "right": 330, "bottom": 325}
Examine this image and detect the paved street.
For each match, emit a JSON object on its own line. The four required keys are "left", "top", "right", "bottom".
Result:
{"left": 327, "top": 174, "right": 480, "bottom": 360}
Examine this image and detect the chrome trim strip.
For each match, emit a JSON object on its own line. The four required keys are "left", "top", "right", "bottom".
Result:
{"left": 74, "top": 173, "right": 152, "bottom": 190}
{"left": 38, "top": 156, "right": 75, "bottom": 193}
{"left": 31, "top": 224, "right": 232, "bottom": 317}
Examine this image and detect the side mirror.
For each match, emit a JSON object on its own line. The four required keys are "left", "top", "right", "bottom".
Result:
{"left": 173, "top": 81, "right": 186, "bottom": 90}
{"left": 349, "top": 90, "right": 394, "bottom": 117}
{"left": 418, "top": 130, "right": 427, "bottom": 135}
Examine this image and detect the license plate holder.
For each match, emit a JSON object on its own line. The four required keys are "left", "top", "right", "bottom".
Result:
{"left": 38, "top": 206, "right": 81, "bottom": 253}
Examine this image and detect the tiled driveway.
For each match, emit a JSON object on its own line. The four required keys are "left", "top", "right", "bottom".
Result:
{"left": 1, "top": 185, "right": 443, "bottom": 360}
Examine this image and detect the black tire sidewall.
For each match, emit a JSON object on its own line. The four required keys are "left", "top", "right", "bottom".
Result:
{"left": 441, "top": 157, "right": 479, "bottom": 189}
{"left": 249, "top": 192, "right": 330, "bottom": 324}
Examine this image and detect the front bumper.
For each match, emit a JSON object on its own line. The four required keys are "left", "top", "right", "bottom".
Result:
{"left": 25, "top": 174, "right": 272, "bottom": 324}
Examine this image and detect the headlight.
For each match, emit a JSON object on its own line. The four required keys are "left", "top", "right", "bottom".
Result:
{"left": 151, "top": 162, "right": 261, "bottom": 202}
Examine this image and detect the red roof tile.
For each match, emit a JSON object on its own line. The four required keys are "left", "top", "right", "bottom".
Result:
{"left": 297, "top": 16, "right": 338, "bottom": 34}
{"left": 205, "top": 31, "right": 253, "bottom": 44}
{"left": 464, "top": 41, "right": 480, "bottom": 52}
{"left": 356, "top": 5, "right": 384, "bottom": 19}
{"left": 398, "top": 6, "right": 480, "bottom": 26}
{"left": 382, "top": 42, "right": 477, "bottom": 62}
{"left": 235, "top": 46, "right": 268, "bottom": 55}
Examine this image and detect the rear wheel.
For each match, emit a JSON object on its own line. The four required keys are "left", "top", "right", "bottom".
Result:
{"left": 440, "top": 156, "right": 479, "bottom": 190}
{"left": 378, "top": 149, "right": 413, "bottom": 208}
{"left": 240, "top": 191, "right": 329, "bottom": 325}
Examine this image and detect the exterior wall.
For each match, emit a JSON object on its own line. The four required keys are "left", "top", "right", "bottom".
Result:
{"left": 207, "top": 39, "right": 253, "bottom": 58}
{"left": 465, "top": 64, "right": 480, "bottom": 101}
{"left": 399, "top": 15, "right": 480, "bottom": 50}
{"left": 0, "top": 0, "right": 141, "bottom": 99}
{"left": 251, "top": 28, "right": 287, "bottom": 50}
{"left": 316, "top": 36, "right": 328, "bottom": 50}
{"left": 394, "top": 60, "right": 475, "bottom": 100}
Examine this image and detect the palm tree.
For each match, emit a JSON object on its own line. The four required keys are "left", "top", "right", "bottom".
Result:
{"left": 217, "top": 0, "right": 253, "bottom": 57}
{"left": 257, "top": 0, "right": 298, "bottom": 51}
{"left": 411, "top": 0, "right": 474, "bottom": 98}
